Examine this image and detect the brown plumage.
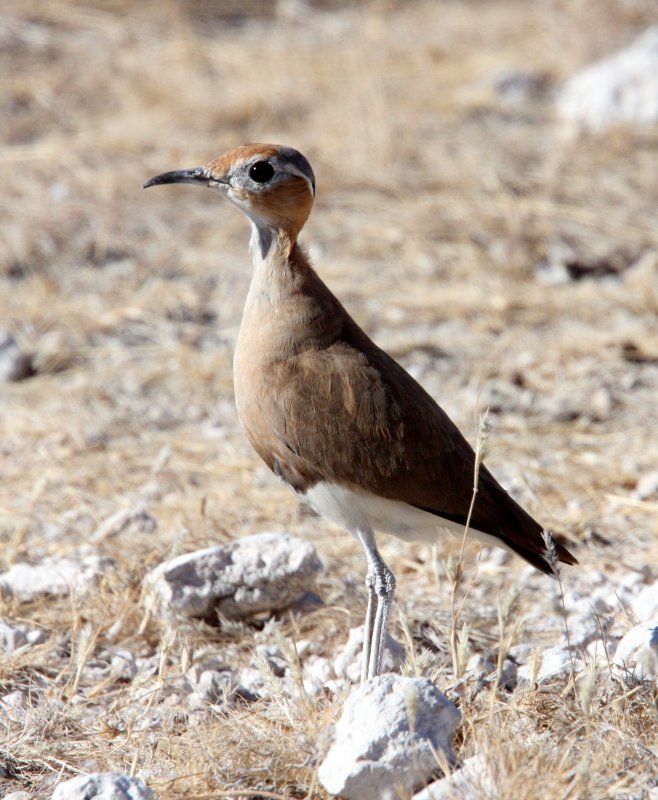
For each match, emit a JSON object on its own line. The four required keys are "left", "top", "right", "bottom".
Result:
{"left": 144, "top": 143, "right": 577, "bottom": 680}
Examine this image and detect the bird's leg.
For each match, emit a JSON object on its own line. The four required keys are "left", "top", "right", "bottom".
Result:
{"left": 361, "top": 572, "right": 376, "bottom": 684}
{"left": 357, "top": 528, "right": 396, "bottom": 681}
{"left": 368, "top": 558, "right": 396, "bottom": 679}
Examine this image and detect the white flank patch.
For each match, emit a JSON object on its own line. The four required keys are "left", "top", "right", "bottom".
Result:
{"left": 305, "top": 482, "right": 514, "bottom": 554}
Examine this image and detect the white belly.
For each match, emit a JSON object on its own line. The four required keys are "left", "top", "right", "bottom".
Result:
{"left": 304, "top": 481, "right": 511, "bottom": 554}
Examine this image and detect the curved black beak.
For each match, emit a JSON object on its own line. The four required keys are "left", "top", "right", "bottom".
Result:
{"left": 142, "top": 166, "right": 222, "bottom": 190}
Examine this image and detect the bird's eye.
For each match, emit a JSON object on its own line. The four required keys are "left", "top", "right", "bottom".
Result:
{"left": 249, "top": 161, "right": 275, "bottom": 183}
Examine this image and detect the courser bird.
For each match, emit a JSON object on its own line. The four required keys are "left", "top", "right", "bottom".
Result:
{"left": 144, "top": 143, "right": 577, "bottom": 682}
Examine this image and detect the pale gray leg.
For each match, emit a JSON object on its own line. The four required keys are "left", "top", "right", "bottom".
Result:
{"left": 361, "top": 573, "right": 376, "bottom": 684}
{"left": 368, "top": 560, "right": 395, "bottom": 679}
{"left": 357, "top": 528, "right": 396, "bottom": 681}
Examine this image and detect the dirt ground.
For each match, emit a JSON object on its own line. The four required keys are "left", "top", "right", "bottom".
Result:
{"left": 1, "top": 0, "right": 658, "bottom": 797}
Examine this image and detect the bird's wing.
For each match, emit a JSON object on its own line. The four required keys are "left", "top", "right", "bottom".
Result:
{"left": 254, "top": 317, "right": 576, "bottom": 573}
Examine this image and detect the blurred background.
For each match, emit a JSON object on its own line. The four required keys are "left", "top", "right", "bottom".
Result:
{"left": 2, "top": 0, "right": 657, "bottom": 556}
{"left": 2, "top": 0, "right": 658, "bottom": 794}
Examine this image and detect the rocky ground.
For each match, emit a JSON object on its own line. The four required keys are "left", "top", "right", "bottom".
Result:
{"left": 1, "top": 1, "right": 657, "bottom": 798}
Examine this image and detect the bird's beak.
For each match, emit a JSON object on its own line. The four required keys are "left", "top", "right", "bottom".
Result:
{"left": 142, "top": 166, "right": 228, "bottom": 190}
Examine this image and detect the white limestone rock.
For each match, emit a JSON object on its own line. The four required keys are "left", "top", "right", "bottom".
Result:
{"left": 253, "top": 643, "right": 289, "bottom": 677}
{"left": 51, "top": 772, "right": 153, "bottom": 800}
{"left": 0, "top": 556, "right": 114, "bottom": 603}
{"left": 586, "top": 637, "right": 615, "bottom": 661}
{"left": 303, "top": 655, "right": 335, "bottom": 696}
{"left": 333, "top": 625, "right": 406, "bottom": 683}
{"left": 565, "top": 611, "right": 604, "bottom": 649}
{"left": 236, "top": 643, "right": 307, "bottom": 701}
{"left": 185, "top": 657, "right": 237, "bottom": 705}
{"left": 630, "top": 581, "right": 658, "bottom": 624}
{"left": 465, "top": 654, "right": 495, "bottom": 677}
{"left": 557, "top": 26, "right": 658, "bottom": 131}
{"left": 80, "top": 647, "right": 139, "bottom": 686}
{"left": 613, "top": 622, "right": 658, "bottom": 685}
{"left": 238, "top": 666, "right": 267, "bottom": 700}
{"left": 413, "top": 754, "right": 490, "bottom": 800}
{"left": 517, "top": 646, "right": 582, "bottom": 684}
{"left": 635, "top": 470, "right": 658, "bottom": 500}
{"left": 110, "top": 649, "right": 137, "bottom": 682}
{"left": 143, "top": 532, "right": 322, "bottom": 621}
{"left": 318, "top": 675, "right": 460, "bottom": 800}
{"left": 507, "top": 642, "right": 533, "bottom": 664}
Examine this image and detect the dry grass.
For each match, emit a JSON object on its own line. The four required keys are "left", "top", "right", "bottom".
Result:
{"left": 1, "top": 0, "right": 658, "bottom": 797}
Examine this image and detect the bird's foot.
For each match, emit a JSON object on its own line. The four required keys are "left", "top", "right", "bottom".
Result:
{"left": 363, "top": 560, "right": 396, "bottom": 681}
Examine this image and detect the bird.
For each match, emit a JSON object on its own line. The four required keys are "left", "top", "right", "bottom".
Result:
{"left": 144, "top": 143, "right": 577, "bottom": 682}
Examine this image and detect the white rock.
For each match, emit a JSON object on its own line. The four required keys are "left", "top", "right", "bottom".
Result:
{"left": 303, "top": 654, "right": 336, "bottom": 697}
{"left": 323, "top": 677, "right": 348, "bottom": 695}
{"left": 0, "top": 556, "right": 114, "bottom": 602}
{"left": 26, "top": 628, "right": 48, "bottom": 645}
{"left": 584, "top": 570, "right": 608, "bottom": 587}
{"left": 52, "top": 773, "right": 153, "bottom": 800}
{"left": 557, "top": 25, "right": 658, "bottom": 131}
{"left": 613, "top": 622, "right": 658, "bottom": 685}
{"left": 586, "top": 637, "right": 615, "bottom": 661}
{"left": 630, "top": 582, "right": 658, "bottom": 623}
{"left": 507, "top": 643, "right": 533, "bottom": 664}
{"left": 464, "top": 653, "right": 517, "bottom": 690}
{"left": 303, "top": 655, "right": 334, "bottom": 686}
{"left": 333, "top": 625, "right": 406, "bottom": 682}
{"left": 517, "top": 646, "right": 582, "bottom": 684}
{"left": 135, "top": 655, "right": 159, "bottom": 679}
{"left": 618, "top": 568, "right": 651, "bottom": 591}
{"left": 565, "top": 612, "right": 602, "bottom": 649}
{"left": 303, "top": 678, "right": 323, "bottom": 697}
{"left": 110, "top": 650, "right": 137, "bottom": 681}
{"left": 4, "top": 791, "right": 33, "bottom": 800}
{"left": 317, "top": 675, "right": 460, "bottom": 800}
{"left": 635, "top": 470, "right": 658, "bottom": 500}
{"left": 186, "top": 657, "right": 236, "bottom": 703}
{"left": 295, "top": 638, "right": 321, "bottom": 659}
{"left": 413, "top": 754, "right": 490, "bottom": 800}
{"left": 465, "top": 654, "right": 495, "bottom": 677}
{"left": 237, "top": 662, "right": 299, "bottom": 702}
{"left": 238, "top": 666, "right": 266, "bottom": 699}
{"left": 564, "top": 588, "right": 612, "bottom": 617}
{"left": 253, "top": 643, "right": 289, "bottom": 676}
{"left": 143, "top": 532, "right": 322, "bottom": 620}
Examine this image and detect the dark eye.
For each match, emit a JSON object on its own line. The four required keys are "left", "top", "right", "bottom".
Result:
{"left": 249, "top": 161, "right": 275, "bottom": 183}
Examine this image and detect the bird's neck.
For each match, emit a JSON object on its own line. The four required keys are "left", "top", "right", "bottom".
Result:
{"left": 239, "top": 221, "right": 343, "bottom": 355}
{"left": 246, "top": 221, "right": 312, "bottom": 308}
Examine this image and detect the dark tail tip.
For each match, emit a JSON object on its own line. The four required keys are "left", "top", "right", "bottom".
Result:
{"left": 539, "top": 530, "right": 578, "bottom": 577}
{"left": 552, "top": 533, "right": 579, "bottom": 566}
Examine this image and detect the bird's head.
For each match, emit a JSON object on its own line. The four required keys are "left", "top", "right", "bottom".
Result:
{"left": 144, "top": 143, "right": 315, "bottom": 253}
